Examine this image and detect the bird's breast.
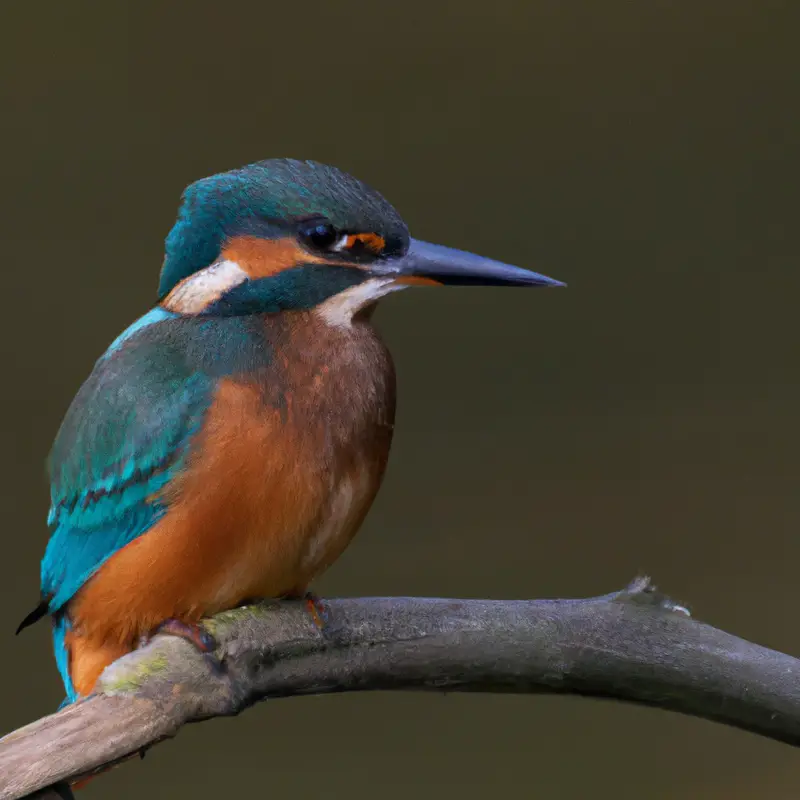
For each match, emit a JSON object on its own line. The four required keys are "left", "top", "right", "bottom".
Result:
{"left": 166, "top": 313, "right": 396, "bottom": 608}
{"left": 67, "top": 313, "right": 396, "bottom": 647}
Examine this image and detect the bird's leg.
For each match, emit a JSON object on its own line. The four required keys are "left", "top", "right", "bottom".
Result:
{"left": 304, "top": 592, "right": 328, "bottom": 630}
{"left": 283, "top": 590, "right": 329, "bottom": 631}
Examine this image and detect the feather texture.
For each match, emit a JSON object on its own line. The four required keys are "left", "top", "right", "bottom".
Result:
{"left": 39, "top": 303, "right": 395, "bottom": 702}
{"left": 44, "top": 320, "right": 215, "bottom": 612}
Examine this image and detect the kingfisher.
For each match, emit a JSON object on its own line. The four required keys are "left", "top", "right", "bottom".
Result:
{"left": 17, "top": 158, "right": 563, "bottom": 704}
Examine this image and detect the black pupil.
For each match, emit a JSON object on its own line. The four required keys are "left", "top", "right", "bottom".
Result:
{"left": 302, "top": 221, "right": 338, "bottom": 249}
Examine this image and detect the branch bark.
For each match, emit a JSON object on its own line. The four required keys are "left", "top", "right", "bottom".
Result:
{"left": 3, "top": 578, "right": 800, "bottom": 800}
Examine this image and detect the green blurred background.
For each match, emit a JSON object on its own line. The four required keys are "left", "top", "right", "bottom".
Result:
{"left": 2, "top": 1, "right": 799, "bottom": 797}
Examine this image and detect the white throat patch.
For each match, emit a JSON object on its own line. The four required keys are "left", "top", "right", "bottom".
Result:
{"left": 163, "top": 260, "right": 249, "bottom": 314}
{"left": 316, "top": 277, "right": 407, "bottom": 327}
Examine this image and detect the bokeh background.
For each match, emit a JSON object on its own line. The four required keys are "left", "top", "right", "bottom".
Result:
{"left": 2, "top": 1, "right": 799, "bottom": 797}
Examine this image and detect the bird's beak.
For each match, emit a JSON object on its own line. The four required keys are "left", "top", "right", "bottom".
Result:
{"left": 372, "top": 238, "right": 565, "bottom": 287}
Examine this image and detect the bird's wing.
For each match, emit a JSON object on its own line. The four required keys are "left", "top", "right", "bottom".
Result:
{"left": 40, "top": 315, "right": 215, "bottom": 613}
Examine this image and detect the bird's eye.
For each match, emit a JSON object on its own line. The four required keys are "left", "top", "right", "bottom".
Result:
{"left": 298, "top": 218, "right": 339, "bottom": 250}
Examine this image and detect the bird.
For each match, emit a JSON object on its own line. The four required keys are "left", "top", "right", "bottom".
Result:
{"left": 17, "top": 158, "right": 564, "bottom": 704}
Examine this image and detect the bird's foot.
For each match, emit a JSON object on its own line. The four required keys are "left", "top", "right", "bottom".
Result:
{"left": 153, "top": 618, "right": 217, "bottom": 652}
{"left": 139, "top": 618, "right": 222, "bottom": 673}
{"left": 302, "top": 592, "right": 329, "bottom": 631}
{"left": 282, "top": 591, "right": 329, "bottom": 631}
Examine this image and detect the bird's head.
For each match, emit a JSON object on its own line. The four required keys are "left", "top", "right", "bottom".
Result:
{"left": 159, "top": 159, "right": 563, "bottom": 321}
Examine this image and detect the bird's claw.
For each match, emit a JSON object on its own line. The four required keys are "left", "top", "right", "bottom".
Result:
{"left": 154, "top": 618, "right": 217, "bottom": 652}
{"left": 303, "top": 592, "right": 329, "bottom": 631}
{"left": 139, "top": 618, "right": 222, "bottom": 673}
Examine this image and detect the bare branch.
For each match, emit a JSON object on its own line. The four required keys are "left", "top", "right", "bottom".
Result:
{"left": 3, "top": 578, "right": 800, "bottom": 800}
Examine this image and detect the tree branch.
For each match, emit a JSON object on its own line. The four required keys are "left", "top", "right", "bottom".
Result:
{"left": 3, "top": 577, "right": 800, "bottom": 799}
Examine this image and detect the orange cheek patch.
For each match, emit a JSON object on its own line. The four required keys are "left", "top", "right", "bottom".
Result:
{"left": 222, "top": 236, "right": 327, "bottom": 279}
{"left": 344, "top": 232, "right": 386, "bottom": 255}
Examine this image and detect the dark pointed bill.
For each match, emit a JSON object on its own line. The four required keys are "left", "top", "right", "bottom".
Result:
{"left": 373, "top": 238, "right": 565, "bottom": 287}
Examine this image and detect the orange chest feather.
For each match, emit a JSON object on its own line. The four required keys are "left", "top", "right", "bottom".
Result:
{"left": 70, "top": 317, "right": 395, "bottom": 643}
{"left": 168, "top": 372, "right": 392, "bottom": 604}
